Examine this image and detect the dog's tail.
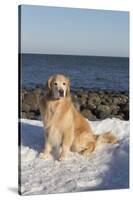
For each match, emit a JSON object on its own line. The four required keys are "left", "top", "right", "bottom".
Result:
{"left": 95, "top": 131, "right": 117, "bottom": 147}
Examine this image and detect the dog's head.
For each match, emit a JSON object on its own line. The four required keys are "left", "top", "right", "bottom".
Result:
{"left": 45, "top": 74, "right": 70, "bottom": 99}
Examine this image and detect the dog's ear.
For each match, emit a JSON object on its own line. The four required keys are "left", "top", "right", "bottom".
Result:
{"left": 66, "top": 77, "right": 70, "bottom": 97}
{"left": 45, "top": 75, "right": 54, "bottom": 93}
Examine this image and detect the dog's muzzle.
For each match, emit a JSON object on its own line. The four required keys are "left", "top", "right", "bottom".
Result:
{"left": 58, "top": 89, "right": 64, "bottom": 97}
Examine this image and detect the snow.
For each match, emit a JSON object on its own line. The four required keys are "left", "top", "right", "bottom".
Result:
{"left": 19, "top": 118, "right": 129, "bottom": 195}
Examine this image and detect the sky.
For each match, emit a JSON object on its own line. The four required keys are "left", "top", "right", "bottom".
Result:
{"left": 20, "top": 5, "right": 129, "bottom": 57}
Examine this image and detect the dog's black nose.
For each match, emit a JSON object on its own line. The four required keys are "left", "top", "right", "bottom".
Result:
{"left": 59, "top": 89, "right": 64, "bottom": 96}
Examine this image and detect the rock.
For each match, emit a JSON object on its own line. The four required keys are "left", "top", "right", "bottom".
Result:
{"left": 34, "top": 87, "right": 42, "bottom": 96}
{"left": 76, "top": 89, "right": 85, "bottom": 98}
{"left": 119, "top": 95, "right": 128, "bottom": 104}
{"left": 101, "top": 96, "right": 113, "bottom": 105}
{"left": 88, "top": 94, "right": 101, "bottom": 104}
{"left": 21, "top": 112, "right": 27, "bottom": 119}
{"left": 71, "top": 93, "right": 78, "bottom": 101}
{"left": 74, "top": 101, "right": 80, "bottom": 111}
{"left": 112, "top": 97, "right": 120, "bottom": 105}
{"left": 86, "top": 102, "right": 97, "bottom": 111}
{"left": 27, "top": 111, "right": 35, "bottom": 120}
{"left": 21, "top": 89, "right": 27, "bottom": 102}
{"left": 34, "top": 115, "right": 41, "bottom": 121}
{"left": 34, "top": 109, "right": 41, "bottom": 117}
{"left": 98, "top": 91, "right": 105, "bottom": 95}
{"left": 79, "top": 96, "right": 88, "bottom": 111}
{"left": 87, "top": 95, "right": 101, "bottom": 111}
{"left": 110, "top": 104, "right": 120, "bottom": 115}
{"left": 81, "top": 109, "right": 97, "bottom": 121}
{"left": 100, "top": 98, "right": 108, "bottom": 105}
{"left": 20, "top": 88, "right": 129, "bottom": 121}
{"left": 22, "top": 102, "right": 30, "bottom": 112}
{"left": 121, "top": 103, "right": 129, "bottom": 120}
{"left": 115, "top": 114, "right": 124, "bottom": 120}
{"left": 95, "top": 105, "right": 112, "bottom": 119}
{"left": 116, "top": 112, "right": 125, "bottom": 120}
{"left": 113, "top": 95, "right": 128, "bottom": 105}
{"left": 80, "top": 95, "right": 88, "bottom": 103}
{"left": 72, "top": 94, "right": 84, "bottom": 111}
{"left": 72, "top": 94, "right": 80, "bottom": 111}
{"left": 22, "top": 89, "right": 41, "bottom": 111}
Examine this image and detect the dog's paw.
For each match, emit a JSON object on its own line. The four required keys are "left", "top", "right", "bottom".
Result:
{"left": 80, "top": 150, "right": 91, "bottom": 157}
{"left": 39, "top": 152, "right": 48, "bottom": 160}
{"left": 59, "top": 155, "right": 66, "bottom": 161}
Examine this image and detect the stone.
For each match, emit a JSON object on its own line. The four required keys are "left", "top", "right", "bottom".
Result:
{"left": 22, "top": 102, "right": 30, "bottom": 112}
{"left": 121, "top": 103, "right": 129, "bottom": 120}
{"left": 81, "top": 109, "right": 97, "bottom": 121}
{"left": 22, "top": 89, "right": 41, "bottom": 111}
{"left": 21, "top": 89, "right": 27, "bottom": 102}
{"left": 87, "top": 95, "right": 101, "bottom": 111}
{"left": 72, "top": 94, "right": 83, "bottom": 111}
{"left": 86, "top": 102, "right": 97, "bottom": 111}
{"left": 113, "top": 95, "right": 128, "bottom": 105}
{"left": 88, "top": 95, "right": 101, "bottom": 105}
{"left": 27, "top": 111, "right": 35, "bottom": 120}
{"left": 95, "top": 104, "right": 112, "bottom": 119}
{"left": 110, "top": 104, "right": 120, "bottom": 115}
{"left": 20, "top": 88, "right": 129, "bottom": 121}
{"left": 115, "top": 114, "right": 124, "bottom": 120}
{"left": 21, "top": 112, "right": 27, "bottom": 119}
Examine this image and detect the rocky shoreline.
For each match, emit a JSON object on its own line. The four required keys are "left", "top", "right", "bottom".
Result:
{"left": 20, "top": 87, "right": 129, "bottom": 121}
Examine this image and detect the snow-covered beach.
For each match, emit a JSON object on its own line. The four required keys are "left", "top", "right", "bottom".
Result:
{"left": 19, "top": 118, "right": 129, "bottom": 195}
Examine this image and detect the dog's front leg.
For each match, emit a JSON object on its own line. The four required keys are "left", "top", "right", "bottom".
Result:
{"left": 59, "top": 128, "right": 74, "bottom": 161}
{"left": 39, "top": 142, "right": 52, "bottom": 160}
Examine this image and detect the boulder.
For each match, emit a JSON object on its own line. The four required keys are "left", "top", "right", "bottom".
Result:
{"left": 76, "top": 89, "right": 85, "bottom": 98}
{"left": 74, "top": 101, "right": 80, "bottom": 111}
{"left": 87, "top": 94, "right": 101, "bottom": 111}
{"left": 115, "top": 114, "right": 124, "bottom": 120}
{"left": 27, "top": 111, "right": 35, "bottom": 120}
{"left": 22, "top": 89, "right": 41, "bottom": 111}
{"left": 113, "top": 95, "right": 128, "bottom": 105}
{"left": 81, "top": 109, "right": 97, "bottom": 121}
{"left": 86, "top": 102, "right": 97, "bottom": 111}
{"left": 110, "top": 104, "right": 120, "bottom": 115}
{"left": 88, "top": 94, "right": 101, "bottom": 105}
{"left": 21, "top": 89, "right": 27, "bottom": 102}
{"left": 22, "top": 102, "right": 30, "bottom": 112}
{"left": 21, "top": 112, "right": 27, "bottom": 119}
{"left": 121, "top": 103, "right": 129, "bottom": 120}
{"left": 119, "top": 95, "right": 128, "bottom": 105}
{"left": 101, "top": 96, "right": 113, "bottom": 105}
{"left": 95, "top": 105, "right": 112, "bottom": 119}
{"left": 72, "top": 94, "right": 84, "bottom": 111}
{"left": 20, "top": 88, "right": 129, "bottom": 121}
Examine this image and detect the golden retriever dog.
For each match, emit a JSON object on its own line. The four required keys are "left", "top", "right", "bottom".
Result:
{"left": 39, "top": 74, "right": 117, "bottom": 161}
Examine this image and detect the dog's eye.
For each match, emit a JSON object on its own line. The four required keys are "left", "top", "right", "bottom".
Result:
{"left": 54, "top": 82, "right": 58, "bottom": 85}
{"left": 63, "top": 82, "right": 66, "bottom": 85}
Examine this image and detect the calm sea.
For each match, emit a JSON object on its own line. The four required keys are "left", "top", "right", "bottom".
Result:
{"left": 20, "top": 54, "right": 129, "bottom": 92}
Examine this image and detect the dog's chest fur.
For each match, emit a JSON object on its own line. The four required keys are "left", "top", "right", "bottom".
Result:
{"left": 43, "top": 99, "right": 70, "bottom": 147}
{"left": 43, "top": 99, "right": 70, "bottom": 130}
{"left": 45, "top": 101, "right": 60, "bottom": 121}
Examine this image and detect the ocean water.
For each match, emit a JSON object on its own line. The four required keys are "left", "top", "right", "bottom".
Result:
{"left": 20, "top": 54, "right": 129, "bottom": 92}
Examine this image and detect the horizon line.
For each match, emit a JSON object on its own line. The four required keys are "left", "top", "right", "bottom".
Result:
{"left": 20, "top": 52, "right": 129, "bottom": 58}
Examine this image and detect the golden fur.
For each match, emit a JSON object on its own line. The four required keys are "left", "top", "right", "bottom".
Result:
{"left": 39, "top": 74, "right": 117, "bottom": 161}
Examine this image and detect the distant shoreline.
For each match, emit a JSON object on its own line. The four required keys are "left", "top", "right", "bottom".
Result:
{"left": 19, "top": 52, "right": 129, "bottom": 59}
